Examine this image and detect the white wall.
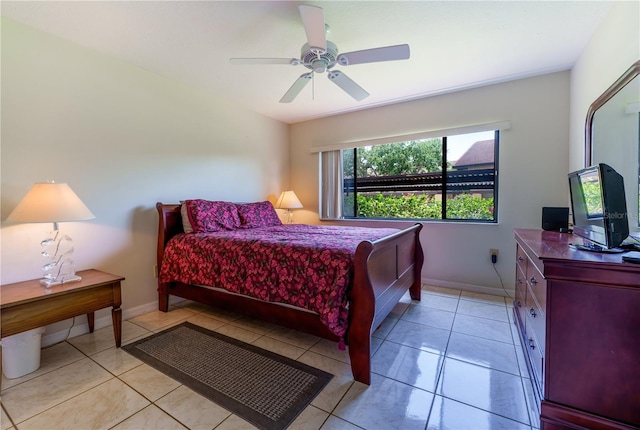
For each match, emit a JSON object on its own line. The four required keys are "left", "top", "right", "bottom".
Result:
{"left": 290, "top": 72, "right": 570, "bottom": 295}
{"left": 570, "top": 1, "right": 639, "bottom": 171}
{"left": 0, "top": 18, "right": 289, "bottom": 342}
{"left": 569, "top": 1, "right": 639, "bottom": 233}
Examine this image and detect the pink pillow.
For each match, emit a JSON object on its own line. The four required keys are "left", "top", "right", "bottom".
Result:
{"left": 235, "top": 201, "right": 282, "bottom": 228}
{"left": 184, "top": 200, "right": 240, "bottom": 232}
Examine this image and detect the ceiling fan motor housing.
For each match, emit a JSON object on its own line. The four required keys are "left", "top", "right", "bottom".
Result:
{"left": 301, "top": 41, "right": 338, "bottom": 73}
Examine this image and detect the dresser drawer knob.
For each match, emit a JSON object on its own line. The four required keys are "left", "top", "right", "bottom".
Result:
{"left": 516, "top": 300, "right": 522, "bottom": 308}
{"left": 518, "top": 278, "right": 523, "bottom": 285}
{"left": 530, "top": 276, "right": 538, "bottom": 285}
{"left": 529, "top": 308, "right": 537, "bottom": 318}
{"left": 518, "top": 256, "right": 524, "bottom": 262}
{"left": 529, "top": 338, "right": 535, "bottom": 349}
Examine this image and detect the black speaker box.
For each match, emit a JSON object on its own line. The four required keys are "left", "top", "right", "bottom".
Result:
{"left": 542, "top": 207, "right": 569, "bottom": 231}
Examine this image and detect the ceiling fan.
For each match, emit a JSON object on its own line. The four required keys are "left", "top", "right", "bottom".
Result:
{"left": 230, "top": 5, "right": 410, "bottom": 103}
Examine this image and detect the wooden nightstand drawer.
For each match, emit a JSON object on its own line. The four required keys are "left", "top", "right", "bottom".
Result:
{"left": 1, "top": 269, "right": 123, "bottom": 342}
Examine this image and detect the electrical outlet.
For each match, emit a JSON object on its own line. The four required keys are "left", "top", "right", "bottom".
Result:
{"left": 490, "top": 249, "right": 499, "bottom": 264}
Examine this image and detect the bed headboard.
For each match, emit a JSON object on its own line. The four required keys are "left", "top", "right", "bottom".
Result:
{"left": 156, "top": 202, "right": 183, "bottom": 269}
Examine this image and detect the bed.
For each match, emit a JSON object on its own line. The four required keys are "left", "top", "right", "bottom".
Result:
{"left": 156, "top": 201, "right": 424, "bottom": 385}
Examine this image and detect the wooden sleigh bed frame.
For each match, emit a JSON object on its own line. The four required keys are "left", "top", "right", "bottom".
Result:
{"left": 156, "top": 202, "right": 424, "bottom": 385}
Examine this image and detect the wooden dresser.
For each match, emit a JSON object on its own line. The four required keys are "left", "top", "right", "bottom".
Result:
{"left": 513, "top": 229, "right": 640, "bottom": 430}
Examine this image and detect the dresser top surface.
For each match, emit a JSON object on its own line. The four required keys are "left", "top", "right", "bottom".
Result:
{"left": 514, "top": 229, "right": 640, "bottom": 268}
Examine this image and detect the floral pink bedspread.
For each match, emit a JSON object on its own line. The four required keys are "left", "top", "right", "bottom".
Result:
{"left": 159, "top": 224, "right": 399, "bottom": 338}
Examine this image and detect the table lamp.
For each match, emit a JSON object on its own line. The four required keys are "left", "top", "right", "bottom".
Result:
{"left": 6, "top": 181, "right": 95, "bottom": 287}
{"left": 275, "top": 190, "right": 303, "bottom": 224}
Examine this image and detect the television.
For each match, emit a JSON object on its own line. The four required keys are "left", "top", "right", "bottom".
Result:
{"left": 568, "top": 163, "right": 629, "bottom": 251}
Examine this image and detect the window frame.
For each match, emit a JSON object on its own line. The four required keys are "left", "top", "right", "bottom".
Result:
{"left": 335, "top": 130, "right": 500, "bottom": 223}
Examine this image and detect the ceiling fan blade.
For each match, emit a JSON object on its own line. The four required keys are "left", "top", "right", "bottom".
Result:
{"left": 230, "top": 58, "right": 298, "bottom": 65}
{"left": 337, "top": 44, "right": 410, "bottom": 66}
{"left": 327, "top": 70, "right": 369, "bottom": 101}
{"left": 299, "top": 5, "right": 327, "bottom": 54}
{"left": 280, "top": 73, "right": 313, "bottom": 103}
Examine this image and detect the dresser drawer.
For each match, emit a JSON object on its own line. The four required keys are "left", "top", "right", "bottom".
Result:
{"left": 526, "top": 260, "right": 547, "bottom": 312}
{"left": 516, "top": 244, "right": 528, "bottom": 274}
{"left": 525, "top": 284, "right": 546, "bottom": 354}
{"left": 514, "top": 263, "right": 526, "bottom": 323}
{"left": 524, "top": 326, "right": 544, "bottom": 394}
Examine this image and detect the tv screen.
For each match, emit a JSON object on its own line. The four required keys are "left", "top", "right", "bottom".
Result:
{"left": 568, "top": 163, "right": 629, "bottom": 250}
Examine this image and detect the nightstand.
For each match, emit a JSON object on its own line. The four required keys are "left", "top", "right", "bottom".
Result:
{"left": 1, "top": 269, "right": 124, "bottom": 380}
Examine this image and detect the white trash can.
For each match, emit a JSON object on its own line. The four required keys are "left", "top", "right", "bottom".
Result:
{"left": 1, "top": 327, "right": 45, "bottom": 379}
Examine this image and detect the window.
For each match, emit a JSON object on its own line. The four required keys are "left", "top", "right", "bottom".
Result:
{"left": 321, "top": 129, "right": 499, "bottom": 222}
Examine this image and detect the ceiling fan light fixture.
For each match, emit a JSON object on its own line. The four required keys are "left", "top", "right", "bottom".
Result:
{"left": 311, "top": 59, "right": 327, "bottom": 73}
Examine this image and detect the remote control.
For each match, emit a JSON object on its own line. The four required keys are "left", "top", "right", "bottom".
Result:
{"left": 622, "top": 251, "right": 640, "bottom": 264}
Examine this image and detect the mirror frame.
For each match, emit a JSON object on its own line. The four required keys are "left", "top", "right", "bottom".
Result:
{"left": 585, "top": 60, "right": 640, "bottom": 166}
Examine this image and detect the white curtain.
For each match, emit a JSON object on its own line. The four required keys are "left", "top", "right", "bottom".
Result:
{"left": 319, "top": 150, "right": 343, "bottom": 219}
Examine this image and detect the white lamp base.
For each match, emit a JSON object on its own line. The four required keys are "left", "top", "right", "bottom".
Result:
{"left": 40, "top": 228, "right": 82, "bottom": 288}
{"left": 40, "top": 275, "right": 82, "bottom": 288}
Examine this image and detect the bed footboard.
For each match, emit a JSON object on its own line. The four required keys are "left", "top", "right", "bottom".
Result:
{"left": 348, "top": 223, "right": 423, "bottom": 384}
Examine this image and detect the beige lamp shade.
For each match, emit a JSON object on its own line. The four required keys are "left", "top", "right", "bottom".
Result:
{"left": 275, "top": 190, "right": 303, "bottom": 210}
{"left": 6, "top": 182, "right": 95, "bottom": 224}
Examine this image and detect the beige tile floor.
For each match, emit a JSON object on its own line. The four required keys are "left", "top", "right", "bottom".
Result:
{"left": 1, "top": 285, "right": 539, "bottom": 430}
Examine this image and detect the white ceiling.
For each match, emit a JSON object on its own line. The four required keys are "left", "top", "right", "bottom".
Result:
{"left": 1, "top": 1, "right": 613, "bottom": 124}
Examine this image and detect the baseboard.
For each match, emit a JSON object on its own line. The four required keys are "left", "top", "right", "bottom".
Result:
{"left": 421, "top": 277, "right": 514, "bottom": 299}
{"left": 41, "top": 281, "right": 509, "bottom": 348}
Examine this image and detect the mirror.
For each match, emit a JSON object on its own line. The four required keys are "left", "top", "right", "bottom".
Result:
{"left": 585, "top": 60, "right": 640, "bottom": 229}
